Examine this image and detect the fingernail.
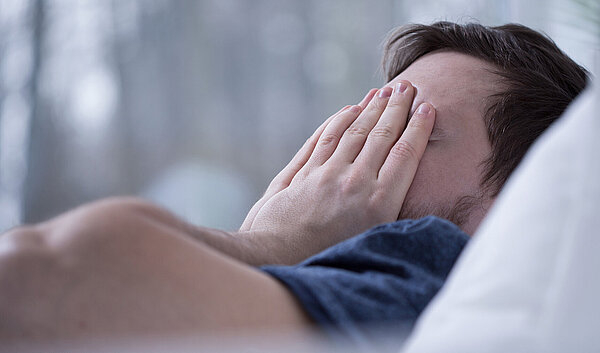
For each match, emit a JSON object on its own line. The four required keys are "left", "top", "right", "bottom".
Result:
{"left": 349, "top": 105, "right": 361, "bottom": 113}
{"left": 377, "top": 86, "right": 393, "bottom": 98}
{"left": 394, "top": 82, "right": 408, "bottom": 95}
{"left": 417, "top": 103, "right": 431, "bottom": 114}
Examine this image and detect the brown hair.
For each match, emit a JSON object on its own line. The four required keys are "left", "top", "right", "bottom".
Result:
{"left": 382, "top": 21, "right": 589, "bottom": 195}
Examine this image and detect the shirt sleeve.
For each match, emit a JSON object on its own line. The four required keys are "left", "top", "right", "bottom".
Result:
{"left": 260, "top": 216, "right": 469, "bottom": 346}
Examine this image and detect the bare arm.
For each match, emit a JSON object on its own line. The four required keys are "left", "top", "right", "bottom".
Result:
{"left": 0, "top": 83, "right": 434, "bottom": 341}
{"left": 0, "top": 199, "right": 311, "bottom": 341}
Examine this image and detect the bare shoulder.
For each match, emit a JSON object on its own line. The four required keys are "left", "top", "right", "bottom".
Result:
{"left": 0, "top": 198, "right": 312, "bottom": 342}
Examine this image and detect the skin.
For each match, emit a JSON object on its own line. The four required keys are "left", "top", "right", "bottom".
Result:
{"left": 0, "top": 51, "right": 497, "bottom": 342}
{"left": 387, "top": 51, "right": 498, "bottom": 234}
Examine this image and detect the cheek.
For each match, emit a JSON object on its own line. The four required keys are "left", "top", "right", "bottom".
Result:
{"left": 404, "top": 144, "right": 485, "bottom": 207}
{"left": 405, "top": 152, "right": 452, "bottom": 207}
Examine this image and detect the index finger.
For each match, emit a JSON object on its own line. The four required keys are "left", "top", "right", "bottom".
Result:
{"left": 267, "top": 105, "right": 350, "bottom": 190}
{"left": 377, "top": 102, "right": 435, "bottom": 210}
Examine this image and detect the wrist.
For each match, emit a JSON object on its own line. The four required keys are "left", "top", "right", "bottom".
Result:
{"left": 235, "top": 228, "right": 327, "bottom": 266}
{"left": 230, "top": 229, "right": 291, "bottom": 266}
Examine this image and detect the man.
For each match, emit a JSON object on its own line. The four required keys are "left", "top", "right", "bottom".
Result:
{"left": 0, "top": 22, "right": 587, "bottom": 344}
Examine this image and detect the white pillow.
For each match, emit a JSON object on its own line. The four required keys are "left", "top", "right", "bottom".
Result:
{"left": 402, "top": 81, "right": 600, "bottom": 353}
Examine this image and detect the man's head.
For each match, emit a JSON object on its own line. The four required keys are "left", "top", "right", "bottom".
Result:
{"left": 381, "top": 22, "right": 588, "bottom": 234}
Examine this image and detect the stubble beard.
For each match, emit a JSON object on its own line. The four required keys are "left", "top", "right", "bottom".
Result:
{"left": 398, "top": 194, "right": 484, "bottom": 231}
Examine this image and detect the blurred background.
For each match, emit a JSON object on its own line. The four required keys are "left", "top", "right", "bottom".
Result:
{"left": 0, "top": 0, "right": 598, "bottom": 232}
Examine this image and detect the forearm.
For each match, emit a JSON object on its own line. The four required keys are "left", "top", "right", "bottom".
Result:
{"left": 178, "top": 226, "right": 289, "bottom": 266}
{"left": 182, "top": 225, "right": 316, "bottom": 266}
{"left": 124, "top": 200, "right": 299, "bottom": 265}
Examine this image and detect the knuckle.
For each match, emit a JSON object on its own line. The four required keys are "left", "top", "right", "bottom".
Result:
{"left": 339, "top": 170, "right": 366, "bottom": 194}
{"left": 318, "top": 163, "right": 346, "bottom": 180}
{"left": 317, "top": 166, "right": 336, "bottom": 184}
{"left": 390, "top": 140, "right": 419, "bottom": 161}
{"left": 369, "top": 97, "right": 388, "bottom": 110}
{"left": 408, "top": 115, "right": 430, "bottom": 130}
{"left": 368, "top": 190, "right": 385, "bottom": 206}
{"left": 369, "top": 124, "right": 396, "bottom": 139}
{"left": 385, "top": 98, "right": 407, "bottom": 108}
{"left": 345, "top": 125, "right": 370, "bottom": 137}
{"left": 318, "top": 133, "right": 339, "bottom": 146}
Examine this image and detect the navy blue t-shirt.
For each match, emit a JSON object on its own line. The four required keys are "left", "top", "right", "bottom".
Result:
{"left": 260, "top": 216, "right": 469, "bottom": 347}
